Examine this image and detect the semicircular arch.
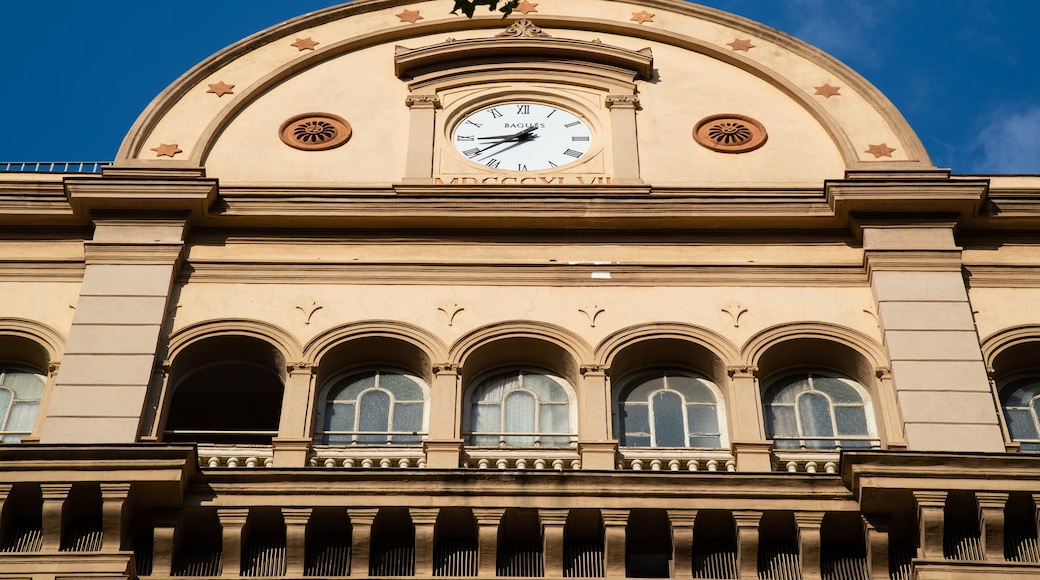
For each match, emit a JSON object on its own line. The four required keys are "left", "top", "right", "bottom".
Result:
{"left": 741, "top": 322, "right": 887, "bottom": 370}
{"left": 594, "top": 322, "right": 740, "bottom": 368}
{"left": 167, "top": 319, "right": 303, "bottom": 363}
{"left": 449, "top": 320, "right": 593, "bottom": 367}
{"left": 981, "top": 325, "right": 1040, "bottom": 370}
{"left": 303, "top": 320, "right": 449, "bottom": 364}
{"left": 0, "top": 318, "right": 66, "bottom": 367}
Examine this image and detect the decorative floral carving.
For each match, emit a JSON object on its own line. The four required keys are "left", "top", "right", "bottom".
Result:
{"left": 496, "top": 19, "right": 551, "bottom": 39}
{"left": 279, "top": 113, "right": 352, "bottom": 151}
{"left": 438, "top": 302, "right": 464, "bottom": 326}
{"left": 295, "top": 300, "right": 323, "bottom": 325}
{"left": 721, "top": 301, "right": 748, "bottom": 327}
{"left": 579, "top": 304, "right": 605, "bottom": 327}
{"left": 693, "top": 114, "right": 767, "bottom": 153}
{"left": 605, "top": 94, "right": 640, "bottom": 109}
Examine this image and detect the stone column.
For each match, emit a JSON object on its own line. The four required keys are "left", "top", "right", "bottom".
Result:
{"left": 282, "top": 507, "right": 312, "bottom": 576}
{"left": 40, "top": 483, "right": 72, "bottom": 551}
{"left": 39, "top": 215, "right": 189, "bottom": 443}
{"left": 977, "top": 492, "right": 1009, "bottom": 561}
{"left": 605, "top": 95, "right": 641, "bottom": 184}
{"left": 601, "top": 509, "right": 629, "bottom": 578}
{"left": 733, "top": 511, "right": 761, "bottom": 580}
{"left": 912, "top": 491, "right": 947, "bottom": 559}
{"left": 863, "top": 221, "right": 1003, "bottom": 452}
{"left": 425, "top": 363, "right": 464, "bottom": 468}
{"left": 403, "top": 94, "right": 440, "bottom": 183}
{"left": 100, "top": 483, "right": 131, "bottom": 551}
{"left": 273, "top": 362, "right": 317, "bottom": 467}
{"left": 217, "top": 508, "right": 249, "bottom": 577}
{"left": 668, "top": 510, "right": 697, "bottom": 578}
{"left": 473, "top": 508, "right": 505, "bottom": 577}
{"left": 794, "top": 512, "right": 825, "bottom": 580}
{"left": 411, "top": 508, "right": 439, "bottom": 576}
{"left": 862, "top": 514, "right": 891, "bottom": 580}
{"left": 541, "top": 509, "right": 568, "bottom": 578}
{"left": 348, "top": 508, "right": 379, "bottom": 577}
{"left": 151, "top": 509, "right": 181, "bottom": 576}
{"left": 728, "top": 366, "right": 773, "bottom": 472}
{"left": 578, "top": 364, "right": 617, "bottom": 470}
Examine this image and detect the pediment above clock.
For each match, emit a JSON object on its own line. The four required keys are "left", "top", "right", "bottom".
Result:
{"left": 394, "top": 20, "right": 654, "bottom": 82}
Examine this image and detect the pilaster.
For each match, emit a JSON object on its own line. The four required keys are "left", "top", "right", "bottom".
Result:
{"left": 541, "top": 509, "right": 568, "bottom": 578}
{"left": 794, "top": 512, "right": 825, "bottom": 580}
{"left": 601, "top": 509, "right": 629, "bottom": 578}
{"left": 349, "top": 508, "right": 379, "bottom": 578}
{"left": 605, "top": 95, "right": 641, "bottom": 184}
{"left": 411, "top": 508, "right": 439, "bottom": 576}
{"left": 976, "top": 492, "right": 1009, "bottom": 561}
{"left": 732, "top": 511, "right": 761, "bottom": 580}
{"left": 217, "top": 508, "right": 249, "bottom": 577}
{"left": 913, "top": 491, "right": 947, "bottom": 560}
{"left": 403, "top": 94, "right": 441, "bottom": 182}
{"left": 40, "top": 483, "right": 72, "bottom": 551}
{"left": 473, "top": 508, "right": 505, "bottom": 577}
{"left": 151, "top": 509, "right": 181, "bottom": 577}
{"left": 100, "top": 483, "right": 131, "bottom": 551}
{"left": 282, "top": 507, "right": 312, "bottom": 576}
{"left": 862, "top": 514, "right": 891, "bottom": 580}
{"left": 667, "top": 510, "right": 697, "bottom": 579}
{"left": 425, "top": 363, "right": 463, "bottom": 468}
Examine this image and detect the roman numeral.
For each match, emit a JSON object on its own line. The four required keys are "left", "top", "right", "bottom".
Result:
{"left": 572, "top": 136, "right": 590, "bottom": 141}
{"left": 518, "top": 164, "right": 528, "bottom": 171}
{"left": 489, "top": 109, "right": 503, "bottom": 118}
{"left": 463, "top": 148, "right": 481, "bottom": 158}
{"left": 486, "top": 158, "right": 501, "bottom": 168}
{"left": 516, "top": 105, "right": 530, "bottom": 114}
{"left": 456, "top": 135, "right": 474, "bottom": 141}
{"left": 564, "top": 121, "right": 580, "bottom": 128}
{"left": 563, "top": 149, "right": 582, "bottom": 157}
{"left": 548, "top": 161, "right": 558, "bottom": 167}
{"left": 465, "top": 120, "right": 482, "bottom": 128}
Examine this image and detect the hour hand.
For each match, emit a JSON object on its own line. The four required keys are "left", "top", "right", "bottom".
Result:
{"left": 477, "top": 126, "right": 538, "bottom": 140}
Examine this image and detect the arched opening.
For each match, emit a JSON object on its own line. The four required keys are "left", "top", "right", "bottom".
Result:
{"left": 370, "top": 507, "right": 415, "bottom": 576}
{"left": 626, "top": 509, "right": 671, "bottom": 578}
{"left": 563, "top": 510, "right": 603, "bottom": 578}
{"left": 172, "top": 508, "right": 222, "bottom": 577}
{"left": 497, "top": 508, "right": 543, "bottom": 577}
{"left": 1004, "top": 492, "right": 1039, "bottom": 562}
{"left": 757, "top": 512, "right": 799, "bottom": 580}
{"left": 0, "top": 483, "right": 42, "bottom": 552}
{"left": 691, "top": 510, "right": 737, "bottom": 579}
{"left": 943, "top": 491, "right": 982, "bottom": 561}
{"left": 241, "top": 508, "right": 286, "bottom": 577}
{"left": 465, "top": 368, "right": 576, "bottom": 448}
{"left": 820, "top": 512, "right": 867, "bottom": 580}
{"left": 614, "top": 371, "right": 726, "bottom": 449}
{"left": 0, "top": 332, "right": 49, "bottom": 443}
{"left": 60, "top": 483, "right": 103, "bottom": 552}
{"left": 163, "top": 335, "right": 286, "bottom": 445}
{"left": 434, "top": 507, "right": 478, "bottom": 576}
{"left": 762, "top": 371, "right": 878, "bottom": 451}
{"left": 306, "top": 508, "right": 352, "bottom": 576}
{"left": 316, "top": 370, "right": 429, "bottom": 446}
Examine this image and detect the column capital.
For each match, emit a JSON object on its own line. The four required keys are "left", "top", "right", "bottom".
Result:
{"left": 281, "top": 507, "right": 313, "bottom": 526}
{"left": 100, "top": 483, "right": 132, "bottom": 500}
{"left": 432, "top": 362, "right": 461, "bottom": 374}
{"left": 349, "top": 507, "right": 380, "bottom": 526}
{"left": 40, "top": 483, "right": 73, "bottom": 501}
{"left": 409, "top": 507, "right": 440, "bottom": 526}
{"left": 912, "top": 490, "right": 948, "bottom": 508}
{"left": 600, "top": 509, "right": 629, "bottom": 527}
{"left": 539, "top": 509, "right": 570, "bottom": 526}
{"left": 667, "top": 509, "right": 698, "bottom": 528}
{"left": 732, "top": 510, "right": 762, "bottom": 528}
{"left": 286, "top": 361, "right": 318, "bottom": 374}
{"left": 580, "top": 364, "right": 608, "bottom": 375}
{"left": 727, "top": 365, "right": 759, "bottom": 378}
{"left": 405, "top": 94, "right": 441, "bottom": 109}
{"left": 793, "top": 511, "right": 826, "bottom": 529}
{"left": 976, "top": 492, "right": 1010, "bottom": 510}
{"left": 472, "top": 508, "right": 506, "bottom": 525}
{"left": 216, "top": 507, "right": 250, "bottom": 527}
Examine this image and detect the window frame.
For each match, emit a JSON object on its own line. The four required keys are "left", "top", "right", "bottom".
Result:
{"left": 997, "top": 372, "right": 1040, "bottom": 451}
{"left": 314, "top": 367, "right": 431, "bottom": 446}
{"left": 462, "top": 367, "right": 578, "bottom": 448}
{"left": 761, "top": 369, "right": 879, "bottom": 451}
{"left": 612, "top": 369, "right": 729, "bottom": 449}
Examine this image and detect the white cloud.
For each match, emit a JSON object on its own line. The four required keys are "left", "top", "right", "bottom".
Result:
{"left": 971, "top": 105, "right": 1040, "bottom": 174}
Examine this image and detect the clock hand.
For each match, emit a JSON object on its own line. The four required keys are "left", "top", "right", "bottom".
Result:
{"left": 477, "top": 127, "right": 540, "bottom": 140}
{"left": 473, "top": 126, "right": 538, "bottom": 154}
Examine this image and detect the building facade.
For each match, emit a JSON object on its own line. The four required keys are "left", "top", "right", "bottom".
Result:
{"left": 1, "top": 1, "right": 1040, "bottom": 579}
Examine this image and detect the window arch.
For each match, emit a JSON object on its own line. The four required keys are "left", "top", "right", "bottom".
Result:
{"left": 0, "top": 365, "right": 45, "bottom": 443}
{"left": 464, "top": 369, "right": 576, "bottom": 447}
{"left": 999, "top": 375, "right": 1040, "bottom": 451}
{"left": 762, "top": 372, "right": 878, "bottom": 450}
{"left": 164, "top": 362, "right": 284, "bottom": 445}
{"left": 614, "top": 372, "right": 726, "bottom": 448}
{"left": 316, "top": 370, "right": 429, "bottom": 445}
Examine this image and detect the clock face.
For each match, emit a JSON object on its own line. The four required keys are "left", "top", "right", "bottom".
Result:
{"left": 451, "top": 102, "right": 593, "bottom": 171}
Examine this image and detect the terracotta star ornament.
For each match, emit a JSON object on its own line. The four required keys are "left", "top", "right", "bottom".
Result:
{"left": 151, "top": 143, "right": 182, "bottom": 158}
{"left": 290, "top": 37, "right": 319, "bottom": 51}
{"left": 396, "top": 8, "right": 423, "bottom": 23}
{"left": 630, "top": 10, "right": 654, "bottom": 24}
{"left": 865, "top": 143, "right": 896, "bottom": 158}
{"left": 727, "top": 38, "right": 755, "bottom": 51}
{"left": 814, "top": 84, "right": 841, "bottom": 98}
{"left": 515, "top": 0, "right": 538, "bottom": 14}
{"left": 206, "top": 81, "right": 235, "bottom": 97}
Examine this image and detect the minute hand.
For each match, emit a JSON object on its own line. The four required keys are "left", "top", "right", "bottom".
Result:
{"left": 473, "top": 126, "right": 537, "bottom": 154}
{"left": 478, "top": 127, "right": 540, "bottom": 140}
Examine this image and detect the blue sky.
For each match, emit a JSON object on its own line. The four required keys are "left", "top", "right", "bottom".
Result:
{"left": 1, "top": 0, "right": 1037, "bottom": 174}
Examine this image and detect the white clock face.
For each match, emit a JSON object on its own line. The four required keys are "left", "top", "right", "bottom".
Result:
{"left": 451, "top": 102, "right": 593, "bottom": 171}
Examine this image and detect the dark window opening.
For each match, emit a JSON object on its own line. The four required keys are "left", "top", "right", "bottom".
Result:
{"left": 165, "top": 363, "right": 283, "bottom": 445}
{"left": 370, "top": 507, "right": 415, "bottom": 576}
{"left": 691, "top": 510, "right": 737, "bottom": 580}
{"left": 498, "top": 508, "right": 543, "bottom": 577}
{"left": 306, "top": 508, "right": 352, "bottom": 576}
{"left": 434, "top": 507, "right": 478, "bottom": 576}
{"left": 563, "top": 510, "right": 603, "bottom": 578}
{"left": 626, "top": 509, "right": 671, "bottom": 578}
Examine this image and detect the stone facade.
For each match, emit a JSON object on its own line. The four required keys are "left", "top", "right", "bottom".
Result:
{"left": 1, "top": 1, "right": 1039, "bottom": 579}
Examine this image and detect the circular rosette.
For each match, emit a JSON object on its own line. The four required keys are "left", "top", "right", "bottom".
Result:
{"left": 279, "top": 113, "right": 352, "bottom": 151}
{"left": 693, "top": 114, "right": 767, "bottom": 153}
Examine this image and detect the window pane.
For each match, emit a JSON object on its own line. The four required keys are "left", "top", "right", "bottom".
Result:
{"left": 764, "top": 375, "right": 809, "bottom": 405}
{"left": 686, "top": 404, "right": 719, "bottom": 436}
{"left": 623, "top": 375, "right": 666, "bottom": 403}
{"left": 834, "top": 406, "right": 869, "bottom": 436}
{"left": 539, "top": 402, "right": 569, "bottom": 434}
{"left": 0, "top": 389, "right": 12, "bottom": 428}
{"left": 624, "top": 435, "right": 651, "bottom": 447}
{"left": 2, "top": 371, "right": 44, "bottom": 400}
{"left": 324, "top": 402, "right": 356, "bottom": 432}
{"left": 1004, "top": 378, "right": 1040, "bottom": 406}
{"left": 5, "top": 401, "right": 36, "bottom": 435}
{"left": 1005, "top": 409, "right": 1039, "bottom": 441}
{"left": 504, "top": 391, "right": 535, "bottom": 446}
{"left": 379, "top": 373, "right": 424, "bottom": 401}
{"left": 523, "top": 373, "right": 567, "bottom": 402}
{"left": 619, "top": 403, "right": 650, "bottom": 444}
{"left": 651, "top": 391, "right": 685, "bottom": 447}
{"left": 667, "top": 375, "right": 715, "bottom": 403}
{"left": 329, "top": 373, "right": 377, "bottom": 402}
{"left": 811, "top": 376, "right": 863, "bottom": 403}
{"left": 689, "top": 436, "right": 721, "bottom": 448}
{"left": 798, "top": 392, "right": 835, "bottom": 449}
{"left": 392, "top": 402, "right": 424, "bottom": 435}
{"left": 765, "top": 405, "right": 797, "bottom": 438}
{"left": 471, "top": 403, "right": 500, "bottom": 447}
{"left": 473, "top": 372, "right": 519, "bottom": 403}
{"left": 358, "top": 390, "right": 391, "bottom": 444}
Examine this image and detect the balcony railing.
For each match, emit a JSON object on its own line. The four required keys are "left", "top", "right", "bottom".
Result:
{"left": 0, "top": 161, "right": 109, "bottom": 173}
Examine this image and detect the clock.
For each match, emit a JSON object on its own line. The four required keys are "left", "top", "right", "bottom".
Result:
{"left": 451, "top": 102, "right": 593, "bottom": 171}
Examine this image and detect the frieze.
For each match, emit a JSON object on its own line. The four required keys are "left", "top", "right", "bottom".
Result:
{"left": 434, "top": 176, "right": 612, "bottom": 185}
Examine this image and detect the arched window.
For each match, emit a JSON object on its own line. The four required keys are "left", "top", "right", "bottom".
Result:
{"left": 165, "top": 363, "right": 283, "bottom": 445}
{"left": 763, "top": 372, "right": 877, "bottom": 450}
{"left": 615, "top": 372, "right": 724, "bottom": 448}
{"left": 465, "top": 369, "right": 575, "bottom": 447}
{"left": 1000, "top": 376, "right": 1040, "bottom": 451}
{"left": 0, "top": 366, "right": 45, "bottom": 443}
{"left": 317, "top": 371, "right": 428, "bottom": 445}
